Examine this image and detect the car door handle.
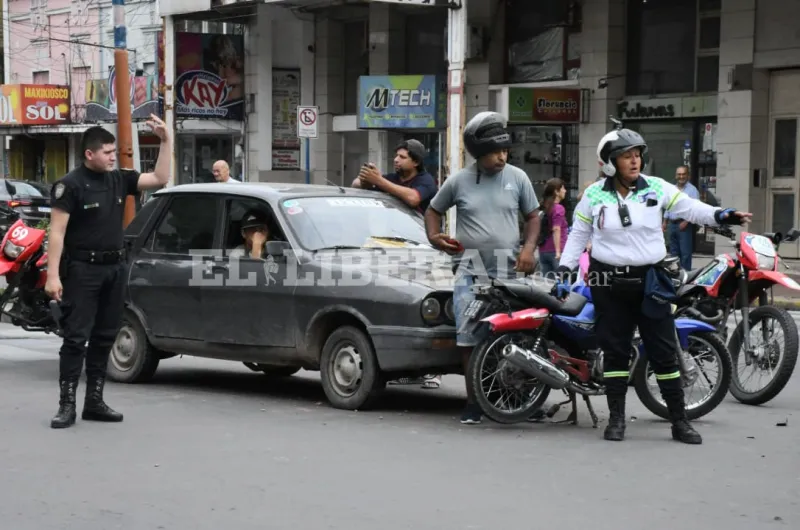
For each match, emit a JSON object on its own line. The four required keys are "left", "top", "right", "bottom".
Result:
{"left": 136, "top": 260, "right": 156, "bottom": 268}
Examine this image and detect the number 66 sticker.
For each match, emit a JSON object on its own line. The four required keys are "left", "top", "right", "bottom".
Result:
{"left": 10, "top": 225, "right": 29, "bottom": 241}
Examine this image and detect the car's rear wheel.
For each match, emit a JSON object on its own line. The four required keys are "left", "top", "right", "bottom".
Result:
{"left": 242, "top": 363, "right": 301, "bottom": 377}
{"left": 108, "top": 313, "right": 160, "bottom": 383}
{"left": 320, "top": 326, "right": 384, "bottom": 410}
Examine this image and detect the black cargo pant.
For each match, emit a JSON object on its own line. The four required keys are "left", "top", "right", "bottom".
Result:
{"left": 58, "top": 258, "right": 126, "bottom": 382}
{"left": 588, "top": 263, "right": 683, "bottom": 404}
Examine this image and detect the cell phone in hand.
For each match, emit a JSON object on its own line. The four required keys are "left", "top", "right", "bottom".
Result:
{"left": 444, "top": 237, "right": 464, "bottom": 252}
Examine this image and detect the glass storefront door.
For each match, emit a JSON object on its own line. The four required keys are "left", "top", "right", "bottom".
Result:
{"left": 176, "top": 134, "right": 241, "bottom": 184}
{"left": 626, "top": 119, "right": 718, "bottom": 255}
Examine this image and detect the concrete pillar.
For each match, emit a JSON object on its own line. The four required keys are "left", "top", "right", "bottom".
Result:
{"left": 245, "top": 5, "right": 273, "bottom": 181}
{"left": 312, "top": 18, "right": 345, "bottom": 186}
{"left": 716, "top": 0, "right": 767, "bottom": 242}
{"left": 462, "top": 0, "right": 504, "bottom": 166}
{"left": 368, "top": 2, "right": 405, "bottom": 173}
{"left": 577, "top": 0, "right": 625, "bottom": 187}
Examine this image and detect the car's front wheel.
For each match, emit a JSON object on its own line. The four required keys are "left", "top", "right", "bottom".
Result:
{"left": 320, "top": 326, "right": 384, "bottom": 410}
{"left": 107, "top": 313, "right": 160, "bottom": 383}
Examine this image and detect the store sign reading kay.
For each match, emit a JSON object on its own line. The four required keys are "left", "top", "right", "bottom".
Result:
{"left": 508, "top": 88, "right": 581, "bottom": 124}
{"left": 0, "top": 84, "right": 71, "bottom": 126}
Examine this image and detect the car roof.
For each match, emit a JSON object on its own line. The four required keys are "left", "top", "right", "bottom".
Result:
{"left": 152, "top": 182, "right": 395, "bottom": 201}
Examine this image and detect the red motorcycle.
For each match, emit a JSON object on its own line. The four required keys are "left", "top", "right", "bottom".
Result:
{"left": 675, "top": 225, "right": 800, "bottom": 405}
{"left": 0, "top": 211, "right": 63, "bottom": 336}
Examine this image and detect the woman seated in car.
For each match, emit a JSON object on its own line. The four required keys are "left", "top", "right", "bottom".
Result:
{"left": 229, "top": 209, "right": 272, "bottom": 259}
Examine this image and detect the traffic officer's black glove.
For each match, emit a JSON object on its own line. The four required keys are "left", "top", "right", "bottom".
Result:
{"left": 714, "top": 208, "right": 745, "bottom": 226}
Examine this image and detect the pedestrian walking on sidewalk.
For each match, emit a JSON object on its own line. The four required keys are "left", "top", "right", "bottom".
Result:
{"left": 45, "top": 116, "right": 172, "bottom": 429}
{"left": 556, "top": 126, "right": 751, "bottom": 444}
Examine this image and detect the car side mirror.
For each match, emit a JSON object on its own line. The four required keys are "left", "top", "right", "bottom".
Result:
{"left": 266, "top": 240, "right": 291, "bottom": 257}
{"left": 783, "top": 228, "right": 800, "bottom": 243}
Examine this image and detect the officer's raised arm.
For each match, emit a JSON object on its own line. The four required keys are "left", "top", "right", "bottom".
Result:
{"left": 663, "top": 181, "right": 752, "bottom": 228}
{"left": 558, "top": 192, "right": 594, "bottom": 271}
{"left": 134, "top": 114, "right": 172, "bottom": 191}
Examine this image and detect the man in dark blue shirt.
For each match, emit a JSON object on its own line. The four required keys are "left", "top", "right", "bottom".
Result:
{"left": 351, "top": 139, "right": 438, "bottom": 214}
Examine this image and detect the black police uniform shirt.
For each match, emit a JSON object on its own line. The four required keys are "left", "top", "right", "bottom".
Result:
{"left": 50, "top": 165, "right": 140, "bottom": 252}
{"left": 364, "top": 170, "right": 438, "bottom": 214}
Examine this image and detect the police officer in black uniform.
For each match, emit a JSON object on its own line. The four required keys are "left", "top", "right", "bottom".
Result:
{"left": 46, "top": 116, "right": 172, "bottom": 429}
{"left": 557, "top": 126, "right": 751, "bottom": 444}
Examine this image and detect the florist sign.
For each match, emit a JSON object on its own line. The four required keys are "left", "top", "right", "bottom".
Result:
{"left": 175, "top": 32, "right": 245, "bottom": 120}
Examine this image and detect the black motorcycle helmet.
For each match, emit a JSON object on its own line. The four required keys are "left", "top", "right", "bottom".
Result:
{"left": 463, "top": 111, "right": 513, "bottom": 160}
{"left": 597, "top": 128, "right": 649, "bottom": 178}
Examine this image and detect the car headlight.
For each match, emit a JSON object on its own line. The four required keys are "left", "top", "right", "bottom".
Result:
{"left": 421, "top": 297, "right": 441, "bottom": 322}
{"left": 444, "top": 297, "right": 455, "bottom": 321}
{"left": 4, "top": 240, "right": 24, "bottom": 258}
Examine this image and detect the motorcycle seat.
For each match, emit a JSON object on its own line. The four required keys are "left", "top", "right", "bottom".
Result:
{"left": 685, "top": 267, "right": 705, "bottom": 284}
{"left": 493, "top": 278, "right": 588, "bottom": 317}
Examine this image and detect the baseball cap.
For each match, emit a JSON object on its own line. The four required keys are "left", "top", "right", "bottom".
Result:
{"left": 241, "top": 209, "right": 269, "bottom": 230}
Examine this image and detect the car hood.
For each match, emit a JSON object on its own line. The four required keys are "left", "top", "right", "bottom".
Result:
{"left": 312, "top": 249, "right": 455, "bottom": 291}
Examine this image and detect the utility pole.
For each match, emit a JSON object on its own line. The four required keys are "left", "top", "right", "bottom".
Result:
{"left": 446, "top": 0, "right": 467, "bottom": 238}
{"left": 113, "top": 0, "right": 136, "bottom": 228}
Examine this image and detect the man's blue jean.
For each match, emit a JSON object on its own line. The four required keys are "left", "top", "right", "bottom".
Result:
{"left": 454, "top": 268, "right": 518, "bottom": 347}
{"left": 667, "top": 221, "right": 693, "bottom": 270}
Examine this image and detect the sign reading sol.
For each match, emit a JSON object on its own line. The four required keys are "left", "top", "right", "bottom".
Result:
{"left": 0, "top": 84, "right": 71, "bottom": 126}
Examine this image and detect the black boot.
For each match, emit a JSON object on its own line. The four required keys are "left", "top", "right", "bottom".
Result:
{"left": 51, "top": 379, "right": 78, "bottom": 429}
{"left": 604, "top": 395, "right": 626, "bottom": 441}
{"left": 661, "top": 379, "right": 702, "bottom": 444}
{"left": 82, "top": 377, "right": 123, "bottom": 422}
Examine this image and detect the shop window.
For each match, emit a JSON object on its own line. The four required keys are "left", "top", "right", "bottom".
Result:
{"left": 696, "top": 55, "right": 719, "bottom": 93}
{"left": 505, "top": 0, "right": 573, "bottom": 83}
{"left": 772, "top": 194, "right": 795, "bottom": 237}
{"left": 405, "top": 12, "right": 447, "bottom": 76}
{"left": 149, "top": 195, "right": 219, "bottom": 255}
{"left": 773, "top": 119, "right": 798, "bottom": 178}
{"left": 627, "top": 0, "right": 697, "bottom": 95}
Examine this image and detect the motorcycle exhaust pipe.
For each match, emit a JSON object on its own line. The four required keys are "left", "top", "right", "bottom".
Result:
{"left": 683, "top": 306, "right": 724, "bottom": 325}
{"left": 502, "top": 344, "right": 571, "bottom": 390}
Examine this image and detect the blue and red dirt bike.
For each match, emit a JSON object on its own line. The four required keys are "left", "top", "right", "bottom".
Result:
{"left": 460, "top": 253, "right": 733, "bottom": 425}
{"left": 0, "top": 203, "right": 63, "bottom": 336}
{"left": 674, "top": 225, "right": 800, "bottom": 405}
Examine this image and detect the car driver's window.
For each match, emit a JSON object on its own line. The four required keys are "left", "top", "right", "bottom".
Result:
{"left": 224, "top": 198, "right": 281, "bottom": 257}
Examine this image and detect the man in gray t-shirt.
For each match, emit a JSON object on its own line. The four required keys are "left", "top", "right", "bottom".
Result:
{"left": 424, "top": 111, "right": 542, "bottom": 425}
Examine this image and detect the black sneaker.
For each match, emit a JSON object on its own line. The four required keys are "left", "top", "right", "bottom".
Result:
{"left": 460, "top": 403, "right": 482, "bottom": 425}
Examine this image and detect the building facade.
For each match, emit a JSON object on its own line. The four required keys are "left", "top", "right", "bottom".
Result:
{"left": 1, "top": 0, "right": 161, "bottom": 183}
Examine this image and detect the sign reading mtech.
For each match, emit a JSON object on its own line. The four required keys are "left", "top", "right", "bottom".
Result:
{"left": 0, "top": 84, "right": 71, "bottom": 126}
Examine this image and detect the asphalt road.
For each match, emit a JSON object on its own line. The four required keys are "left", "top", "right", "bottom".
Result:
{"left": 0, "top": 324, "right": 797, "bottom": 530}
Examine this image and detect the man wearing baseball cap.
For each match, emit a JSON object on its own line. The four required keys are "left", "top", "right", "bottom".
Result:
{"left": 351, "top": 139, "right": 438, "bottom": 215}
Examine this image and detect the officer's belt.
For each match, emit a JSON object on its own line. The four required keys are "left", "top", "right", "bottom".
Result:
{"left": 590, "top": 258, "right": 650, "bottom": 278}
{"left": 69, "top": 248, "right": 125, "bottom": 264}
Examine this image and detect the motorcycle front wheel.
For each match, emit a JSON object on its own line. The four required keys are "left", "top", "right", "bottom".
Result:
{"left": 467, "top": 331, "right": 552, "bottom": 424}
{"left": 633, "top": 331, "right": 732, "bottom": 421}
{"left": 727, "top": 305, "right": 799, "bottom": 406}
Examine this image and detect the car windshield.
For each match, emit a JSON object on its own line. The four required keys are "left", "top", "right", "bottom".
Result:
{"left": 280, "top": 195, "right": 434, "bottom": 251}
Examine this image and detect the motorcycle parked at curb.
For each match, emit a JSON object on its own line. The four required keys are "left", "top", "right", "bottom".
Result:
{"left": 462, "top": 256, "right": 733, "bottom": 426}
{"left": 0, "top": 203, "right": 63, "bottom": 336}
{"left": 674, "top": 226, "right": 800, "bottom": 406}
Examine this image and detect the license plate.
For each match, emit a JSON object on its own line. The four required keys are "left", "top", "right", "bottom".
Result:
{"left": 463, "top": 299, "right": 485, "bottom": 320}
{"left": 38, "top": 206, "right": 51, "bottom": 213}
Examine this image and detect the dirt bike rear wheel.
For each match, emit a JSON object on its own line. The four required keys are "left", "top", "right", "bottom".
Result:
{"left": 633, "top": 331, "right": 732, "bottom": 421}
{"left": 727, "top": 305, "right": 799, "bottom": 406}
{"left": 467, "top": 331, "right": 551, "bottom": 424}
